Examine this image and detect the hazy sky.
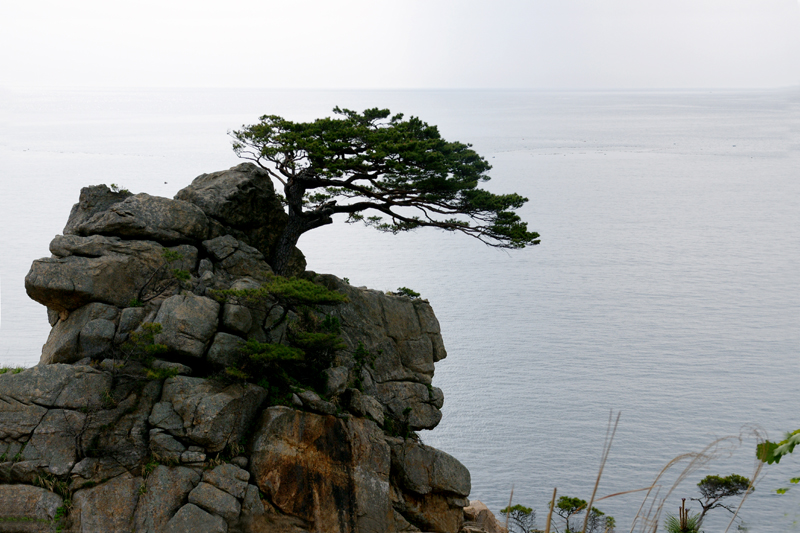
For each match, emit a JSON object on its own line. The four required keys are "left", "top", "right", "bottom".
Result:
{"left": 3, "top": 0, "right": 800, "bottom": 89}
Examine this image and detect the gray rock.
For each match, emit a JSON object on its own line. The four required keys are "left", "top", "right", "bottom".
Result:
{"left": 27, "top": 236, "right": 170, "bottom": 314}
{"left": 207, "top": 332, "right": 245, "bottom": 367}
{"left": 175, "top": 163, "right": 281, "bottom": 230}
{"left": 23, "top": 409, "right": 86, "bottom": 475}
{"left": 151, "top": 359, "right": 193, "bottom": 375}
{"left": 161, "top": 377, "right": 267, "bottom": 452}
{"left": 154, "top": 294, "right": 220, "bottom": 358}
{"left": 203, "top": 463, "right": 250, "bottom": 499}
{"left": 39, "top": 302, "right": 118, "bottom": 364}
{"left": 199, "top": 258, "right": 214, "bottom": 276}
{"left": 297, "top": 390, "right": 337, "bottom": 416}
{"left": 72, "top": 473, "right": 142, "bottom": 532}
{"left": 322, "top": 366, "right": 349, "bottom": 397}
{"left": 388, "top": 438, "right": 471, "bottom": 497}
{"left": 73, "top": 192, "right": 209, "bottom": 244}
{"left": 0, "top": 484, "right": 63, "bottom": 521}
{"left": 133, "top": 465, "right": 201, "bottom": 533}
{"left": 313, "top": 275, "right": 445, "bottom": 394}
{"left": 0, "top": 400, "right": 48, "bottom": 442}
{"left": 375, "top": 382, "right": 443, "bottom": 431}
{"left": 148, "top": 402, "right": 184, "bottom": 434}
{"left": 78, "top": 379, "right": 161, "bottom": 472}
{"left": 181, "top": 451, "right": 206, "bottom": 464}
{"left": 291, "top": 393, "right": 303, "bottom": 408}
{"left": 115, "top": 306, "right": 149, "bottom": 342}
{"left": 70, "top": 457, "right": 129, "bottom": 489}
{"left": 150, "top": 429, "right": 186, "bottom": 462}
{"left": 231, "top": 456, "right": 248, "bottom": 469}
{"left": 218, "top": 242, "right": 272, "bottom": 279}
{"left": 47, "top": 307, "right": 60, "bottom": 327}
{"left": 176, "top": 163, "right": 310, "bottom": 274}
{"left": 79, "top": 318, "right": 116, "bottom": 358}
{"left": 222, "top": 303, "right": 252, "bottom": 336}
{"left": 164, "top": 503, "right": 227, "bottom": 533}
{"left": 0, "top": 363, "right": 112, "bottom": 411}
{"left": 345, "top": 389, "right": 385, "bottom": 425}
{"left": 188, "top": 481, "right": 241, "bottom": 523}
{"left": 63, "top": 184, "right": 133, "bottom": 236}
{"left": 241, "top": 484, "right": 264, "bottom": 516}
{"left": 203, "top": 235, "right": 240, "bottom": 262}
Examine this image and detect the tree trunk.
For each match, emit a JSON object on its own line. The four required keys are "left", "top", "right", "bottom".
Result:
{"left": 270, "top": 216, "right": 305, "bottom": 276}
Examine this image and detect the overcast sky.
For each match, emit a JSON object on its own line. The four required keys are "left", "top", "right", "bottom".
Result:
{"left": 3, "top": 0, "right": 800, "bottom": 89}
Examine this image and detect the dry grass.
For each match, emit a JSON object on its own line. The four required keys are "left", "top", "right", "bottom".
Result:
{"left": 508, "top": 414, "right": 766, "bottom": 533}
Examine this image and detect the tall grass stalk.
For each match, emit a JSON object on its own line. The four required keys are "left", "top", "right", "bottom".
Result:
{"left": 582, "top": 411, "right": 621, "bottom": 533}
{"left": 625, "top": 426, "right": 766, "bottom": 533}
{"left": 544, "top": 488, "right": 557, "bottom": 533}
{"left": 505, "top": 485, "right": 514, "bottom": 531}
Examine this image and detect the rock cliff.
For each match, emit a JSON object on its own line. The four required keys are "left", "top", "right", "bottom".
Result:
{"left": 0, "top": 163, "right": 500, "bottom": 533}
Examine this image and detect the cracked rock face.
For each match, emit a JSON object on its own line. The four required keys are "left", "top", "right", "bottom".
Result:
{"left": 8, "top": 164, "right": 476, "bottom": 533}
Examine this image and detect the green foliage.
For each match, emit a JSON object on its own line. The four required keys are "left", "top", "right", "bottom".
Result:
{"left": 758, "top": 428, "right": 800, "bottom": 494}
{"left": 127, "top": 297, "right": 144, "bottom": 307}
{"left": 231, "top": 107, "right": 540, "bottom": 275}
{"left": 396, "top": 287, "right": 420, "bottom": 299}
{"left": 144, "top": 367, "right": 180, "bottom": 380}
{"left": 664, "top": 512, "right": 701, "bottom": 533}
{"left": 119, "top": 322, "right": 169, "bottom": 367}
{"left": 215, "top": 275, "right": 348, "bottom": 311}
{"left": 758, "top": 429, "right": 800, "bottom": 465}
{"left": 693, "top": 474, "right": 752, "bottom": 525}
{"left": 213, "top": 275, "right": 348, "bottom": 399}
{"left": 553, "top": 496, "right": 613, "bottom": 533}
{"left": 0, "top": 366, "right": 25, "bottom": 375}
{"left": 109, "top": 183, "right": 130, "bottom": 194}
{"left": 500, "top": 504, "right": 536, "bottom": 533}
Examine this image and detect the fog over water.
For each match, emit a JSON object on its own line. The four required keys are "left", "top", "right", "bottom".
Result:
{"left": 2, "top": 88, "right": 799, "bottom": 530}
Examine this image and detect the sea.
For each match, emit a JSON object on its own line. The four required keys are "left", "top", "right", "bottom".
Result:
{"left": 2, "top": 87, "right": 799, "bottom": 532}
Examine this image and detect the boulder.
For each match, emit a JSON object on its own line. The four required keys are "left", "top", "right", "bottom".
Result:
{"left": 175, "top": 163, "right": 281, "bottom": 229}
{"left": 207, "top": 332, "right": 245, "bottom": 367}
{"left": 78, "top": 318, "right": 116, "bottom": 359}
{"left": 133, "top": 465, "right": 201, "bottom": 533}
{"left": 72, "top": 192, "right": 209, "bottom": 244}
{"left": 176, "top": 163, "right": 306, "bottom": 275}
{"left": 221, "top": 303, "right": 252, "bottom": 336}
{"left": 21, "top": 409, "right": 85, "bottom": 475}
{"left": 37, "top": 302, "right": 118, "bottom": 364}
{"left": 203, "top": 463, "right": 251, "bottom": 500}
{"left": 160, "top": 377, "right": 267, "bottom": 452}
{"left": 376, "top": 382, "right": 444, "bottom": 431}
{"left": 322, "top": 366, "right": 349, "bottom": 397}
{"left": 388, "top": 439, "right": 471, "bottom": 498}
{"left": 27, "top": 237, "right": 171, "bottom": 314}
{"left": 0, "top": 484, "right": 62, "bottom": 522}
{"left": 154, "top": 294, "right": 220, "bottom": 358}
{"left": 164, "top": 503, "right": 227, "bottom": 533}
{"left": 63, "top": 184, "right": 133, "bottom": 235}
{"left": 71, "top": 473, "right": 143, "bottom": 532}
{"left": 0, "top": 363, "right": 112, "bottom": 412}
{"left": 188, "top": 482, "right": 241, "bottom": 523}
{"left": 250, "top": 406, "right": 393, "bottom": 533}
{"left": 463, "top": 501, "right": 509, "bottom": 533}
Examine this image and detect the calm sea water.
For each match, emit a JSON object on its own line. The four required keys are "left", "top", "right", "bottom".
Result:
{"left": 2, "top": 88, "right": 799, "bottom": 531}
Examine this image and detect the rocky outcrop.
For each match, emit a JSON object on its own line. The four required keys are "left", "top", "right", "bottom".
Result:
{"left": 7, "top": 164, "right": 484, "bottom": 532}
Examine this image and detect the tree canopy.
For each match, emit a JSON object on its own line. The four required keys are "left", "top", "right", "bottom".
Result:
{"left": 231, "top": 107, "right": 540, "bottom": 274}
